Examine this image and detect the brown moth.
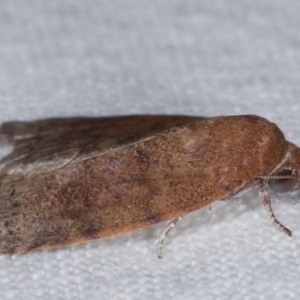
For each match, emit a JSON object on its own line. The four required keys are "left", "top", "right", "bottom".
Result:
{"left": 0, "top": 115, "right": 299, "bottom": 257}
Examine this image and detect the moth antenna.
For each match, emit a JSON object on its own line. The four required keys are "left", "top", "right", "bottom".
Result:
{"left": 258, "top": 168, "right": 299, "bottom": 180}
{"left": 157, "top": 218, "right": 180, "bottom": 258}
{"left": 257, "top": 179, "right": 292, "bottom": 236}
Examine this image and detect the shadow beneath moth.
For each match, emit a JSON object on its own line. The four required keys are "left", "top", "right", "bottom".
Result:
{"left": 0, "top": 115, "right": 299, "bottom": 257}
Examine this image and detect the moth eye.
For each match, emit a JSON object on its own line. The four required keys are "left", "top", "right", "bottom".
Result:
{"left": 268, "top": 169, "right": 298, "bottom": 193}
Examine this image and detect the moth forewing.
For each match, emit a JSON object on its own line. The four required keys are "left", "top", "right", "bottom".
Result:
{"left": 0, "top": 114, "right": 299, "bottom": 256}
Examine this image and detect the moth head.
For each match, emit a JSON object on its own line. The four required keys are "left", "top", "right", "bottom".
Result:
{"left": 258, "top": 143, "right": 300, "bottom": 193}
{"left": 267, "top": 168, "right": 299, "bottom": 193}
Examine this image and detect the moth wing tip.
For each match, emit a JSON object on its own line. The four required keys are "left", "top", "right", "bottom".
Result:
{"left": 0, "top": 124, "right": 9, "bottom": 143}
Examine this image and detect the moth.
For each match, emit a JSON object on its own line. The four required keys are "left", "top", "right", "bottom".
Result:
{"left": 0, "top": 115, "right": 299, "bottom": 257}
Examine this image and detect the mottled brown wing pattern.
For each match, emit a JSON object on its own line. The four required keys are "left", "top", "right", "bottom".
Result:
{"left": 0, "top": 115, "right": 204, "bottom": 253}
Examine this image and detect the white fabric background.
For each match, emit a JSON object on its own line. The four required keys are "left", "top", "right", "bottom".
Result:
{"left": 0, "top": 1, "right": 300, "bottom": 299}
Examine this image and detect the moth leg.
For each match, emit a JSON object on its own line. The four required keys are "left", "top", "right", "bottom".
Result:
{"left": 157, "top": 218, "right": 180, "bottom": 259}
{"left": 257, "top": 179, "right": 292, "bottom": 236}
